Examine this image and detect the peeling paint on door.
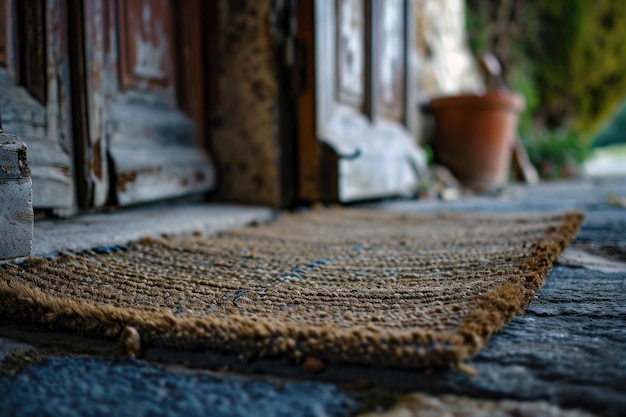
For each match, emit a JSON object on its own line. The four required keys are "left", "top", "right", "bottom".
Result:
{"left": 117, "top": 0, "right": 174, "bottom": 91}
{"left": 132, "top": 2, "right": 167, "bottom": 80}
{"left": 0, "top": 0, "right": 75, "bottom": 212}
{"left": 80, "top": 0, "right": 215, "bottom": 207}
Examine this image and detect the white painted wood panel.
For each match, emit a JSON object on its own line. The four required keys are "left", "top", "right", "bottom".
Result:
{"left": 314, "top": 0, "right": 425, "bottom": 202}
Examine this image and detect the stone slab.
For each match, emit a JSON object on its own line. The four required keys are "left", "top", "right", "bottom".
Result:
{"left": 450, "top": 266, "right": 626, "bottom": 416}
{"left": 0, "top": 134, "right": 33, "bottom": 261}
{"left": 359, "top": 178, "right": 626, "bottom": 417}
{"left": 0, "top": 134, "right": 29, "bottom": 180}
{"left": 0, "top": 357, "right": 357, "bottom": 417}
{"left": 0, "top": 337, "right": 33, "bottom": 363}
{"left": 31, "top": 203, "right": 276, "bottom": 257}
{"left": 360, "top": 392, "right": 594, "bottom": 417}
{"left": 0, "top": 178, "right": 33, "bottom": 261}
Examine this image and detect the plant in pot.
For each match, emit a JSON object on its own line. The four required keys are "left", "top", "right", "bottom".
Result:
{"left": 428, "top": 91, "right": 525, "bottom": 193}
{"left": 427, "top": 54, "right": 526, "bottom": 193}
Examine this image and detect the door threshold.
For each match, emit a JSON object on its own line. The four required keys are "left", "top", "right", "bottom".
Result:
{"left": 25, "top": 203, "right": 276, "bottom": 260}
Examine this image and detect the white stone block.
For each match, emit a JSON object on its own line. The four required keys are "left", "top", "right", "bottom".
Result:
{"left": 1, "top": 134, "right": 33, "bottom": 261}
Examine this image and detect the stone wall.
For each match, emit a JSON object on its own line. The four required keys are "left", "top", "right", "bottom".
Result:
{"left": 413, "top": 0, "right": 483, "bottom": 100}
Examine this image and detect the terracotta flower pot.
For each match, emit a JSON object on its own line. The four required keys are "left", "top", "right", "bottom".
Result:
{"left": 429, "top": 92, "right": 525, "bottom": 193}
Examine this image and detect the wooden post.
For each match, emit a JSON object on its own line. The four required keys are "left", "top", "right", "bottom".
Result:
{"left": 0, "top": 127, "right": 34, "bottom": 261}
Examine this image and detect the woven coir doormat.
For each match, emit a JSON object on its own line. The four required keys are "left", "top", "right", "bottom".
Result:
{"left": 0, "top": 209, "right": 583, "bottom": 370}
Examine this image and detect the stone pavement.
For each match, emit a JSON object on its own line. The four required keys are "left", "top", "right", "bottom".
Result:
{"left": 0, "top": 357, "right": 357, "bottom": 417}
{"left": 30, "top": 202, "right": 276, "bottom": 258}
{"left": 0, "top": 178, "right": 624, "bottom": 416}
{"left": 361, "top": 178, "right": 626, "bottom": 417}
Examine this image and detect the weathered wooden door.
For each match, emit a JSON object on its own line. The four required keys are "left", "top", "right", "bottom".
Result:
{"left": 297, "top": 0, "right": 424, "bottom": 202}
{"left": 0, "top": 0, "right": 76, "bottom": 212}
{"left": 75, "top": 0, "right": 215, "bottom": 208}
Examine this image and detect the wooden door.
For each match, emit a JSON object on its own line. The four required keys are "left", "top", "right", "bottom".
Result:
{"left": 297, "top": 0, "right": 424, "bottom": 202}
{"left": 0, "top": 0, "right": 76, "bottom": 212}
{"left": 76, "top": 0, "right": 215, "bottom": 208}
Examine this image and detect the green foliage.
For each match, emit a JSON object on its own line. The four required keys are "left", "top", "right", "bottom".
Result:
{"left": 422, "top": 144, "right": 434, "bottom": 166}
{"left": 523, "top": 128, "right": 591, "bottom": 166}
{"left": 522, "top": 128, "right": 592, "bottom": 179}
{"left": 511, "top": 65, "right": 540, "bottom": 138}
{"left": 466, "top": 0, "right": 626, "bottom": 141}
{"left": 465, "top": 0, "right": 626, "bottom": 177}
{"left": 533, "top": 0, "right": 626, "bottom": 137}
{"left": 464, "top": 2, "right": 491, "bottom": 55}
{"left": 592, "top": 100, "right": 626, "bottom": 148}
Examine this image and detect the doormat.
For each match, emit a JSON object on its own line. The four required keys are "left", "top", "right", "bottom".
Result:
{"left": 0, "top": 209, "right": 583, "bottom": 371}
